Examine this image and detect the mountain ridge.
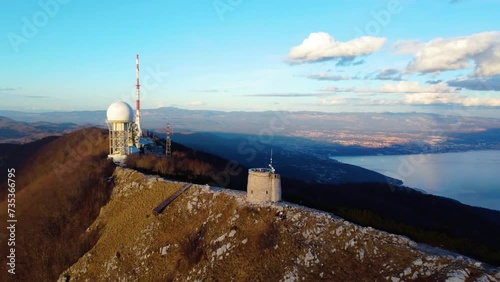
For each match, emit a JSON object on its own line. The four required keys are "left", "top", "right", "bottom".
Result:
{"left": 0, "top": 127, "right": 499, "bottom": 282}
{"left": 0, "top": 115, "right": 84, "bottom": 144}
{"left": 2, "top": 108, "right": 499, "bottom": 154}
{"left": 57, "top": 167, "right": 500, "bottom": 281}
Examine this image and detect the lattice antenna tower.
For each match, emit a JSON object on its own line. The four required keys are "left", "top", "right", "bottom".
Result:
{"left": 135, "top": 54, "right": 142, "bottom": 140}
{"left": 166, "top": 122, "right": 172, "bottom": 156}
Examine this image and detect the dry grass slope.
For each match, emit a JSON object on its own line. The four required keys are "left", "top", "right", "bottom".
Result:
{"left": 0, "top": 128, "right": 114, "bottom": 281}
{"left": 59, "top": 168, "right": 500, "bottom": 282}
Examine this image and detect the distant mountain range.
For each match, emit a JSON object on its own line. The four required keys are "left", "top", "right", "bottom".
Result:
{"left": 1, "top": 108, "right": 500, "bottom": 152}
{"left": 2, "top": 107, "right": 500, "bottom": 134}
{"left": 0, "top": 116, "right": 85, "bottom": 144}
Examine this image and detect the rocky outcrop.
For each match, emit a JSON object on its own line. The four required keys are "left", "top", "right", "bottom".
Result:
{"left": 59, "top": 168, "right": 500, "bottom": 281}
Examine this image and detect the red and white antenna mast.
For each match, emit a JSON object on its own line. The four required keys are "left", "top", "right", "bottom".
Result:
{"left": 135, "top": 54, "right": 142, "bottom": 138}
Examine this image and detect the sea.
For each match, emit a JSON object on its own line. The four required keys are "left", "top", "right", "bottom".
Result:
{"left": 332, "top": 150, "right": 500, "bottom": 211}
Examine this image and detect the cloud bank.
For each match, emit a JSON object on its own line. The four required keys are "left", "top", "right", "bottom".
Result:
{"left": 190, "top": 101, "right": 207, "bottom": 106}
{"left": 405, "top": 93, "right": 500, "bottom": 107}
{"left": 321, "top": 81, "right": 455, "bottom": 94}
{"left": 447, "top": 75, "right": 500, "bottom": 91}
{"left": 287, "top": 32, "right": 386, "bottom": 64}
{"left": 304, "top": 73, "right": 353, "bottom": 81}
{"left": 394, "top": 31, "right": 500, "bottom": 76}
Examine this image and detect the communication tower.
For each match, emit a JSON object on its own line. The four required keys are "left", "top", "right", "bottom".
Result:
{"left": 134, "top": 54, "right": 142, "bottom": 144}
{"left": 166, "top": 122, "right": 172, "bottom": 156}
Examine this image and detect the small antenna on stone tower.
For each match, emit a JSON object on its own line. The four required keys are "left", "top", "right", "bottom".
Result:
{"left": 269, "top": 149, "right": 275, "bottom": 173}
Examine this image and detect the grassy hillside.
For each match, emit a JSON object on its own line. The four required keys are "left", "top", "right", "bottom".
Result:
{"left": 59, "top": 168, "right": 499, "bottom": 281}
{"left": 127, "top": 142, "right": 500, "bottom": 266}
{"left": 0, "top": 128, "right": 115, "bottom": 281}
{"left": 0, "top": 127, "right": 499, "bottom": 281}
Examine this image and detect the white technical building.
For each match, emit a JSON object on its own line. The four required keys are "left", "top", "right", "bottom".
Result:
{"left": 246, "top": 155, "right": 281, "bottom": 203}
{"left": 106, "top": 101, "right": 139, "bottom": 164}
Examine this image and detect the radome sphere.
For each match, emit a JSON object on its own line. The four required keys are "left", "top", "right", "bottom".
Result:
{"left": 106, "top": 101, "right": 134, "bottom": 122}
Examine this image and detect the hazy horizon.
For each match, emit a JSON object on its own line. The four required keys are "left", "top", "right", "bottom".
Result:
{"left": 1, "top": 1, "right": 499, "bottom": 117}
{"left": 2, "top": 106, "right": 500, "bottom": 120}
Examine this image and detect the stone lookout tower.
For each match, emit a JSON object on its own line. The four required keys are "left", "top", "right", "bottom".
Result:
{"left": 246, "top": 152, "right": 281, "bottom": 203}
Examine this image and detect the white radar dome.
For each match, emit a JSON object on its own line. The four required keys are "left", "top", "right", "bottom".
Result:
{"left": 106, "top": 101, "right": 134, "bottom": 122}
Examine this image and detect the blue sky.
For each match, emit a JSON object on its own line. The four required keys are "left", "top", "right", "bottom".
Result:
{"left": 1, "top": 0, "right": 499, "bottom": 117}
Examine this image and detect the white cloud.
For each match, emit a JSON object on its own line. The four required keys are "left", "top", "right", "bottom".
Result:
{"left": 321, "top": 81, "right": 455, "bottom": 94}
{"left": 390, "top": 40, "right": 423, "bottom": 55}
{"left": 244, "top": 92, "right": 327, "bottom": 97}
{"left": 319, "top": 98, "right": 346, "bottom": 105}
{"left": 395, "top": 31, "right": 500, "bottom": 76}
{"left": 379, "top": 81, "right": 454, "bottom": 93}
{"left": 287, "top": 32, "right": 386, "bottom": 64}
{"left": 305, "top": 73, "right": 352, "bottom": 81}
{"left": 461, "top": 98, "right": 500, "bottom": 106}
{"left": 366, "top": 68, "right": 403, "bottom": 81}
{"left": 404, "top": 93, "right": 459, "bottom": 105}
{"left": 190, "top": 101, "right": 206, "bottom": 106}
{"left": 405, "top": 93, "right": 500, "bottom": 106}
